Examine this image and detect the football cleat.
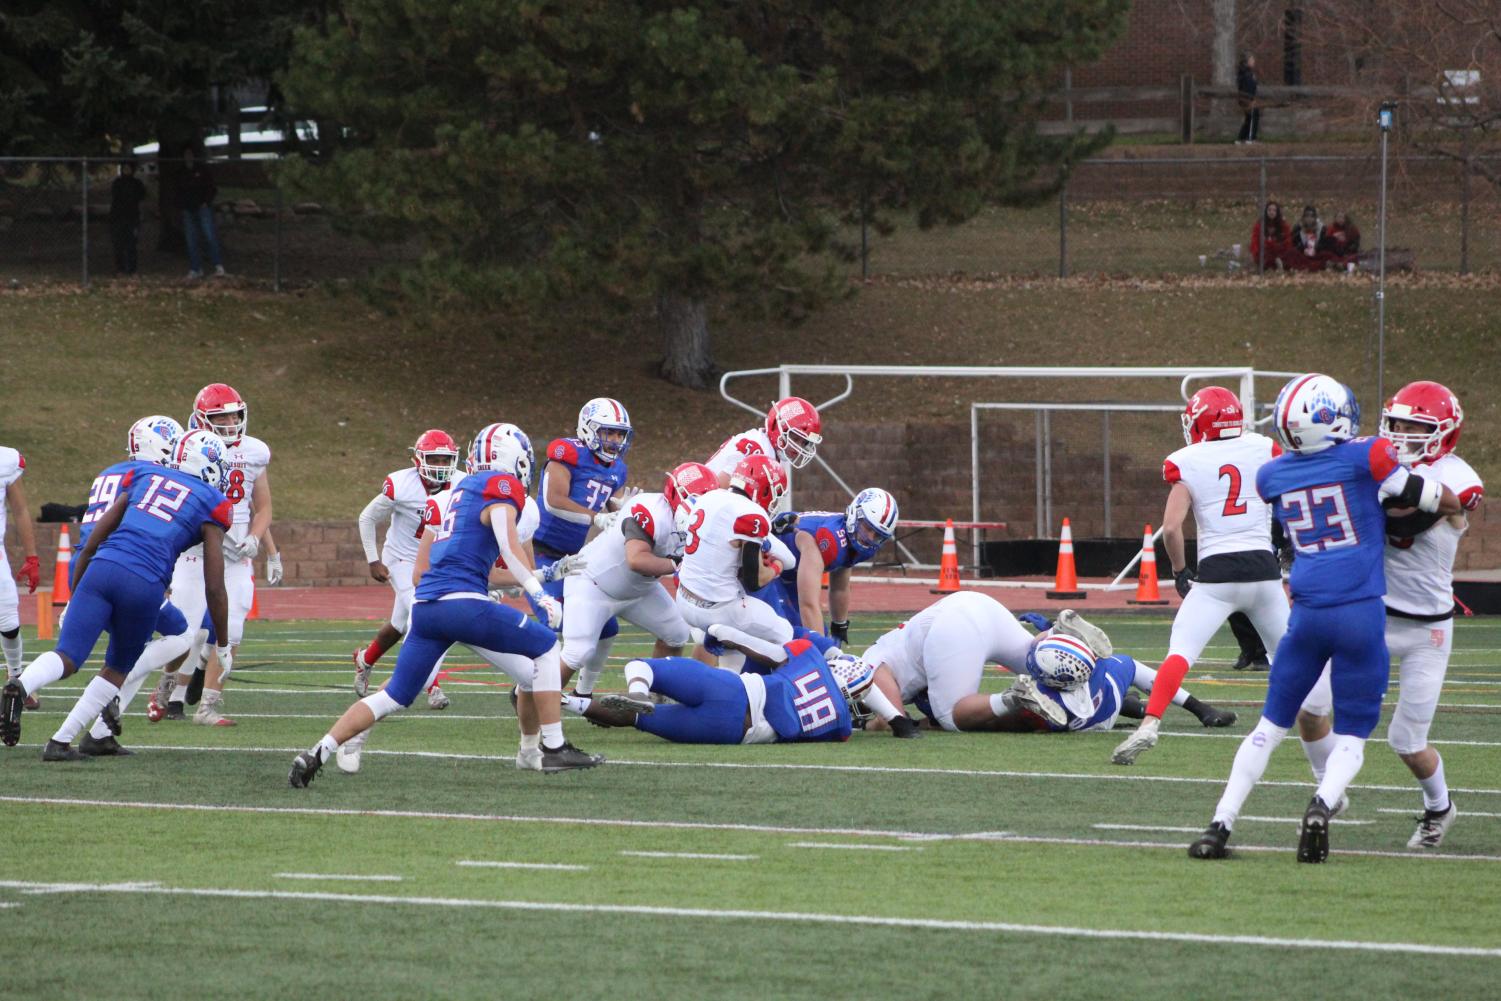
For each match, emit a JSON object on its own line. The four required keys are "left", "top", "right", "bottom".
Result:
{"left": 41, "top": 739, "right": 90, "bottom": 762}
{"left": 288, "top": 748, "right": 326, "bottom": 788}
{"left": 22, "top": 692, "right": 39, "bottom": 711}
{"left": 539, "top": 741, "right": 604, "bottom": 773}
{"left": 1195, "top": 705, "right": 1238, "bottom": 728}
{"left": 1001, "top": 674, "right": 1068, "bottom": 729}
{"left": 515, "top": 746, "right": 544, "bottom": 771}
{"left": 1407, "top": 802, "right": 1457, "bottom": 850}
{"left": 99, "top": 696, "right": 123, "bottom": 737}
{"left": 596, "top": 692, "right": 655, "bottom": 716}
{"left": 1110, "top": 715, "right": 1161, "bottom": 765}
{"left": 0, "top": 678, "right": 25, "bottom": 747}
{"left": 1188, "top": 821, "right": 1232, "bottom": 860}
{"left": 79, "top": 733, "right": 134, "bottom": 757}
{"left": 427, "top": 685, "right": 450, "bottom": 710}
{"left": 1054, "top": 609, "right": 1113, "bottom": 658}
{"left": 1232, "top": 652, "right": 1270, "bottom": 672}
{"left": 193, "top": 698, "right": 236, "bottom": 727}
{"left": 164, "top": 701, "right": 187, "bottom": 721}
{"left": 336, "top": 730, "right": 368, "bottom": 775}
{"left": 353, "top": 649, "right": 372, "bottom": 697}
{"left": 1297, "top": 795, "right": 1332, "bottom": 863}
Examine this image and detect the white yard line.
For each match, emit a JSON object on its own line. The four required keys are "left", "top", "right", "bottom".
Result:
{"left": 619, "top": 851, "right": 758, "bottom": 861}
{"left": 274, "top": 872, "right": 403, "bottom": 882}
{"left": 455, "top": 860, "right": 590, "bottom": 871}
{"left": 787, "top": 842, "right": 917, "bottom": 852}
{"left": 1376, "top": 807, "right": 1501, "bottom": 819}
{"left": 0, "top": 879, "right": 1494, "bottom": 958}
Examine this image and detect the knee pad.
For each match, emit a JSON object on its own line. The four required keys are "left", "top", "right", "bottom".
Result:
{"left": 560, "top": 635, "right": 596, "bottom": 672}
{"left": 531, "top": 643, "right": 562, "bottom": 693}
{"left": 362, "top": 689, "right": 404, "bottom": 719}
{"left": 0, "top": 627, "right": 18, "bottom": 640}
{"left": 601, "top": 616, "right": 620, "bottom": 640}
{"left": 1386, "top": 710, "right": 1431, "bottom": 756}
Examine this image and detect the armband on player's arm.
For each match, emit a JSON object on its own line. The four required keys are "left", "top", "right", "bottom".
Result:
{"left": 1382, "top": 467, "right": 1444, "bottom": 514}
{"left": 357, "top": 493, "right": 393, "bottom": 563}
{"left": 490, "top": 504, "right": 540, "bottom": 595}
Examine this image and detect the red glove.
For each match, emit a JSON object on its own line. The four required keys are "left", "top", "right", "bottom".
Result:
{"left": 17, "top": 556, "right": 40, "bottom": 594}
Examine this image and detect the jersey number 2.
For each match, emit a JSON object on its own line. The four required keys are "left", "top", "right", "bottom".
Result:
{"left": 1218, "top": 464, "right": 1248, "bottom": 517}
{"left": 683, "top": 508, "right": 706, "bottom": 555}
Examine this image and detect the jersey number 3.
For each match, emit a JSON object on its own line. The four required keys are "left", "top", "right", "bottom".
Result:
{"left": 1218, "top": 464, "right": 1248, "bottom": 517}
{"left": 683, "top": 508, "right": 707, "bottom": 555}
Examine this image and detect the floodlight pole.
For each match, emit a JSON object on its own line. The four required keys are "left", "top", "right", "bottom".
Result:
{"left": 1376, "top": 101, "right": 1395, "bottom": 406}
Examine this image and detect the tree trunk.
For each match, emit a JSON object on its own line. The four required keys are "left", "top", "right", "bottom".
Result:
{"left": 657, "top": 291, "right": 714, "bottom": 388}
{"left": 1211, "top": 0, "right": 1237, "bottom": 88}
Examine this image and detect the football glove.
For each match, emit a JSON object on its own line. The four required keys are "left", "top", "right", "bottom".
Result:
{"left": 1174, "top": 568, "right": 1197, "bottom": 599}
{"left": 238, "top": 535, "right": 261, "bottom": 563}
{"left": 830, "top": 619, "right": 850, "bottom": 644}
{"left": 770, "top": 511, "right": 799, "bottom": 535}
{"left": 266, "top": 553, "right": 283, "bottom": 586}
{"left": 488, "top": 586, "right": 523, "bottom": 602}
{"left": 1017, "top": 612, "right": 1053, "bottom": 633}
{"left": 215, "top": 644, "right": 234, "bottom": 678}
{"left": 593, "top": 508, "right": 622, "bottom": 531}
{"left": 534, "top": 594, "right": 563, "bottom": 630}
{"left": 540, "top": 552, "right": 587, "bottom": 583}
{"left": 16, "top": 555, "right": 39, "bottom": 594}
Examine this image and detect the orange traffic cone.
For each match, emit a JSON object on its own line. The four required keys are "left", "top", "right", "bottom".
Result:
{"left": 248, "top": 586, "right": 260, "bottom": 621}
{"left": 1046, "top": 518, "right": 1086, "bottom": 600}
{"left": 821, "top": 571, "right": 830, "bottom": 589}
{"left": 1128, "top": 524, "right": 1168, "bottom": 605}
{"left": 930, "top": 519, "right": 962, "bottom": 594}
{"left": 51, "top": 527, "right": 72, "bottom": 606}
{"left": 35, "top": 592, "right": 54, "bottom": 641}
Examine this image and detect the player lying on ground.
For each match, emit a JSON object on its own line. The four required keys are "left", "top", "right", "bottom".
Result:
{"left": 1294, "top": 380, "right": 1482, "bottom": 851}
{"left": 1, "top": 430, "right": 233, "bottom": 759}
{"left": 289, "top": 422, "right": 600, "bottom": 787}
{"left": 570, "top": 624, "right": 910, "bottom": 743}
{"left": 1188, "top": 374, "right": 1460, "bottom": 864}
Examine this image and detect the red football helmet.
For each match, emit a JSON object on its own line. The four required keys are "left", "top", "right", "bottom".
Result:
{"left": 191, "top": 383, "right": 247, "bottom": 444}
{"left": 765, "top": 396, "right": 822, "bottom": 469}
{"left": 411, "top": 428, "right": 460, "bottom": 488}
{"left": 1381, "top": 380, "right": 1463, "bottom": 466}
{"left": 729, "top": 454, "right": 789, "bottom": 512}
{"left": 663, "top": 461, "right": 719, "bottom": 515}
{"left": 1181, "top": 386, "right": 1244, "bottom": 445}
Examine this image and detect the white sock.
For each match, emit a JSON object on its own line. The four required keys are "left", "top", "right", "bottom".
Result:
{"left": 988, "top": 693, "right": 1008, "bottom": 717}
{"left": 562, "top": 695, "right": 591, "bottom": 715}
{"left": 624, "top": 660, "right": 654, "bottom": 696}
{"left": 88, "top": 664, "right": 155, "bottom": 740}
{"left": 18, "top": 651, "right": 67, "bottom": 697}
{"left": 170, "top": 631, "right": 210, "bottom": 701}
{"left": 131, "top": 631, "right": 194, "bottom": 678}
{"left": 519, "top": 732, "right": 540, "bottom": 751}
{"left": 315, "top": 733, "right": 339, "bottom": 757}
{"left": 1418, "top": 754, "right": 1450, "bottom": 812}
{"left": 1300, "top": 732, "right": 1338, "bottom": 782}
{"left": 576, "top": 637, "right": 614, "bottom": 695}
{"left": 52, "top": 675, "right": 120, "bottom": 746}
{"left": 1315, "top": 735, "right": 1367, "bottom": 810}
{"left": 541, "top": 720, "right": 565, "bottom": 750}
{"left": 1, "top": 631, "right": 21, "bottom": 676}
{"left": 1212, "top": 717, "right": 1288, "bottom": 829}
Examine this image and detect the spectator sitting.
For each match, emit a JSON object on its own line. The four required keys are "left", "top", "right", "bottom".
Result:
{"left": 1318, "top": 212, "right": 1361, "bottom": 262}
{"left": 1285, "top": 204, "right": 1327, "bottom": 270}
{"left": 1249, "top": 200, "right": 1290, "bottom": 270}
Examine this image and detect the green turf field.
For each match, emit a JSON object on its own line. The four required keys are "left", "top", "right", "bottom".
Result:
{"left": 4, "top": 614, "right": 1500, "bottom": 1000}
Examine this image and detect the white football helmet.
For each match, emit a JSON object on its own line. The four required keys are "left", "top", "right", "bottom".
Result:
{"left": 127, "top": 415, "right": 184, "bottom": 465}
{"left": 577, "top": 398, "right": 632, "bottom": 462}
{"left": 1025, "top": 634, "right": 1096, "bottom": 692}
{"left": 171, "top": 429, "right": 229, "bottom": 492}
{"left": 1273, "top": 374, "right": 1360, "bottom": 454}
{"left": 845, "top": 487, "right": 899, "bottom": 550}
{"left": 469, "top": 422, "right": 535, "bottom": 487}
{"left": 827, "top": 653, "right": 875, "bottom": 707}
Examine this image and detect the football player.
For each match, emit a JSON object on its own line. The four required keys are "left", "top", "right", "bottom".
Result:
{"left": 556, "top": 462, "right": 718, "bottom": 698}
{"left": 860, "top": 592, "right": 1233, "bottom": 733}
{"left": 0, "top": 439, "right": 39, "bottom": 692}
{"left": 675, "top": 454, "right": 799, "bottom": 672}
{"left": 532, "top": 396, "right": 633, "bottom": 597}
{"left": 289, "top": 423, "right": 600, "bottom": 786}
{"left": 1, "top": 430, "right": 232, "bottom": 758}
{"left": 1188, "top": 374, "right": 1461, "bottom": 864}
{"left": 1112, "top": 386, "right": 1288, "bottom": 765}
{"left": 1296, "top": 381, "right": 1482, "bottom": 850}
{"left": 352, "top": 429, "right": 461, "bottom": 708}
{"left": 573, "top": 629, "right": 899, "bottom": 746}
{"left": 756, "top": 486, "right": 899, "bottom": 639}
{"left": 705, "top": 396, "right": 823, "bottom": 493}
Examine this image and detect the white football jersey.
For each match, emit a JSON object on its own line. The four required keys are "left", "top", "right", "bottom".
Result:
{"left": 578, "top": 492, "right": 682, "bottom": 599}
{"left": 222, "top": 434, "right": 271, "bottom": 540}
{"left": 1384, "top": 453, "right": 1484, "bottom": 617}
{"left": 706, "top": 428, "right": 779, "bottom": 479}
{"left": 677, "top": 488, "right": 773, "bottom": 603}
{"left": 1163, "top": 432, "right": 1280, "bottom": 560}
{"left": 379, "top": 467, "right": 435, "bottom": 566}
{"left": 0, "top": 446, "right": 23, "bottom": 543}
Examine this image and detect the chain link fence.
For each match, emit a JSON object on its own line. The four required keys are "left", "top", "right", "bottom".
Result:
{"left": 0, "top": 157, "right": 419, "bottom": 288}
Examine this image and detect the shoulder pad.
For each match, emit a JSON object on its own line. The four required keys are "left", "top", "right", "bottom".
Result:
{"left": 546, "top": 439, "right": 580, "bottom": 466}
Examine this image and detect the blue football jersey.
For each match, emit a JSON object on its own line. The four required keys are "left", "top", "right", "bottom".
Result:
{"left": 775, "top": 511, "right": 883, "bottom": 585}
{"left": 533, "top": 437, "right": 627, "bottom": 555}
{"left": 415, "top": 471, "right": 527, "bottom": 600}
{"left": 1040, "top": 654, "right": 1137, "bottom": 732}
{"left": 1256, "top": 436, "right": 1402, "bottom": 607}
{"left": 761, "top": 637, "right": 853, "bottom": 742}
{"left": 78, "top": 459, "right": 154, "bottom": 549}
{"left": 89, "top": 466, "right": 232, "bottom": 588}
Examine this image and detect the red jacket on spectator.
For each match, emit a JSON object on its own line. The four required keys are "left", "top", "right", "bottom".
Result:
{"left": 1319, "top": 218, "right": 1360, "bottom": 257}
{"left": 1250, "top": 216, "right": 1290, "bottom": 268}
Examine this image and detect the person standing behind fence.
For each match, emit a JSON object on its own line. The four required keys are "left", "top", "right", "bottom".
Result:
{"left": 1235, "top": 53, "right": 1260, "bottom": 144}
{"left": 1249, "top": 201, "right": 1289, "bottom": 271}
{"left": 109, "top": 161, "right": 148, "bottom": 276}
{"left": 180, "top": 146, "right": 226, "bottom": 280}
